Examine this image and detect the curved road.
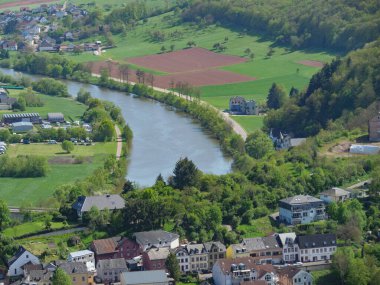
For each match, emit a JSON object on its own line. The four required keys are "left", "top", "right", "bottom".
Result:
{"left": 92, "top": 74, "right": 248, "bottom": 140}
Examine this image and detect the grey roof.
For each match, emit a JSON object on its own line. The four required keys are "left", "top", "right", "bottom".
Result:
{"left": 3, "top": 113, "right": 40, "bottom": 119}
{"left": 186, "top": 244, "right": 207, "bottom": 255}
{"left": 47, "top": 112, "right": 64, "bottom": 118}
{"left": 290, "top": 138, "right": 306, "bottom": 147}
{"left": 8, "top": 246, "right": 27, "bottom": 266}
{"left": 320, "top": 187, "right": 350, "bottom": 197}
{"left": 28, "top": 270, "right": 53, "bottom": 281}
{"left": 242, "top": 238, "right": 265, "bottom": 251}
{"left": 133, "top": 230, "right": 179, "bottom": 246}
{"left": 276, "top": 233, "right": 296, "bottom": 247}
{"left": 296, "top": 234, "right": 336, "bottom": 249}
{"left": 72, "top": 194, "right": 125, "bottom": 213}
{"left": 146, "top": 247, "right": 170, "bottom": 260}
{"left": 12, "top": 121, "right": 33, "bottom": 127}
{"left": 262, "top": 236, "right": 280, "bottom": 250}
{"left": 203, "top": 241, "right": 226, "bottom": 252}
{"left": 97, "top": 258, "right": 127, "bottom": 270}
{"left": 59, "top": 262, "right": 88, "bottom": 274}
{"left": 280, "top": 195, "right": 322, "bottom": 205}
{"left": 120, "top": 270, "right": 169, "bottom": 285}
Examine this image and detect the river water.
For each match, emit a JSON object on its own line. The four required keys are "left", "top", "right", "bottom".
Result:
{"left": 0, "top": 68, "right": 231, "bottom": 186}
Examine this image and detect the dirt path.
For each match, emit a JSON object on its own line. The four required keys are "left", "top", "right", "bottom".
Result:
{"left": 93, "top": 74, "right": 248, "bottom": 140}
{"left": 115, "top": 125, "right": 122, "bottom": 160}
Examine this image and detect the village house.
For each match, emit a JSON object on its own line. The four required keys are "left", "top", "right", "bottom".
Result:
{"left": 59, "top": 262, "right": 95, "bottom": 285}
{"left": 296, "top": 234, "right": 337, "bottom": 263}
{"left": 279, "top": 195, "right": 326, "bottom": 225}
{"left": 276, "top": 233, "right": 299, "bottom": 264}
{"left": 319, "top": 187, "right": 351, "bottom": 204}
{"left": 133, "top": 230, "right": 179, "bottom": 251}
{"left": 90, "top": 236, "right": 141, "bottom": 263}
{"left": 269, "top": 129, "right": 306, "bottom": 150}
{"left": 142, "top": 247, "right": 170, "bottom": 271}
{"left": 67, "top": 250, "right": 95, "bottom": 273}
{"left": 369, "top": 113, "right": 380, "bottom": 142}
{"left": 277, "top": 267, "right": 313, "bottom": 285}
{"left": 120, "top": 270, "right": 172, "bottom": 285}
{"left": 227, "top": 236, "right": 282, "bottom": 265}
{"left": 174, "top": 246, "right": 190, "bottom": 273}
{"left": 7, "top": 246, "right": 40, "bottom": 277}
{"left": 96, "top": 258, "right": 128, "bottom": 284}
{"left": 47, "top": 112, "right": 65, "bottom": 123}
{"left": 229, "top": 96, "right": 259, "bottom": 115}
{"left": 22, "top": 264, "right": 54, "bottom": 285}
{"left": 212, "top": 257, "right": 279, "bottom": 285}
{"left": 72, "top": 194, "right": 125, "bottom": 218}
{"left": 204, "top": 241, "right": 226, "bottom": 269}
{"left": 186, "top": 243, "right": 209, "bottom": 272}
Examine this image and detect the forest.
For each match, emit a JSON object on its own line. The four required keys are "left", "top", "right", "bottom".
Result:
{"left": 181, "top": 0, "right": 380, "bottom": 52}
{"left": 265, "top": 39, "right": 380, "bottom": 136}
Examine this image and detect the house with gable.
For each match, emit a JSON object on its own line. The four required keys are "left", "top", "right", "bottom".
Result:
{"left": 276, "top": 233, "right": 298, "bottom": 263}
{"left": 7, "top": 246, "right": 40, "bottom": 277}
{"left": 96, "top": 258, "right": 127, "bottom": 284}
{"left": 142, "top": 247, "right": 170, "bottom": 271}
{"left": 319, "top": 187, "right": 351, "bottom": 204}
{"left": 296, "top": 234, "right": 336, "bottom": 263}
{"left": 204, "top": 241, "right": 226, "bottom": 269}
{"left": 174, "top": 246, "right": 190, "bottom": 273}
{"left": 277, "top": 266, "right": 313, "bottom": 285}
{"left": 133, "top": 230, "right": 179, "bottom": 251}
{"left": 186, "top": 243, "right": 208, "bottom": 272}
{"left": 72, "top": 194, "right": 125, "bottom": 218}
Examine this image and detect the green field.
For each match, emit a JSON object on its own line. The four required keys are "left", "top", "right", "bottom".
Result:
{"left": 237, "top": 216, "right": 275, "bottom": 238}
{"left": 0, "top": 91, "right": 116, "bottom": 207}
{"left": 63, "top": 11, "right": 334, "bottom": 131}
{"left": 312, "top": 270, "right": 340, "bottom": 285}
{"left": 3, "top": 221, "right": 66, "bottom": 237}
{"left": 0, "top": 91, "right": 87, "bottom": 122}
{"left": 231, "top": 115, "right": 264, "bottom": 133}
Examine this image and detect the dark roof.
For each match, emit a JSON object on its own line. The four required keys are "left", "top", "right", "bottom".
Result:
{"left": 186, "top": 244, "right": 207, "bottom": 255}
{"left": 8, "top": 246, "right": 27, "bottom": 266}
{"left": 203, "top": 241, "right": 226, "bottom": 252}
{"left": 91, "top": 237, "right": 120, "bottom": 255}
{"left": 296, "top": 234, "right": 336, "bottom": 249}
{"left": 28, "top": 269, "right": 53, "bottom": 282}
{"left": 72, "top": 194, "right": 125, "bottom": 213}
{"left": 280, "top": 195, "right": 322, "bottom": 205}
{"left": 97, "top": 258, "right": 127, "bottom": 270}
{"left": 133, "top": 230, "right": 179, "bottom": 246}
{"left": 262, "top": 236, "right": 281, "bottom": 250}
{"left": 59, "top": 262, "right": 88, "bottom": 274}
{"left": 241, "top": 281, "right": 267, "bottom": 285}
{"left": 120, "top": 270, "right": 169, "bottom": 285}
{"left": 47, "top": 112, "right": 64, "bottom": 118}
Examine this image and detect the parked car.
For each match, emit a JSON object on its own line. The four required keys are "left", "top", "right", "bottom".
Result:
{"left": 48, "top": 140, "right": 57, "bottom": 144}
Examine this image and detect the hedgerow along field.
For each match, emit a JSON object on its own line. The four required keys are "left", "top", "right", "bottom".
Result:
{"left": 66, "top": 11, "right": 334, "bottom": 133}
{"left": 0, "top": 91, "right": 117, "bottom": 207}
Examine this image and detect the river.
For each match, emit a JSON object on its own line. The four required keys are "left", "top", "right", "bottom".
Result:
{"left": 0, "top": 68, "right": 231, "bottom": 186}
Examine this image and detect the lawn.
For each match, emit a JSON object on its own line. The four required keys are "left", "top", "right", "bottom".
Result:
{"left": 231, "top": 115, "right": 264, "bottom": 134}
{"left": 237, "top": 216, "right": 275, "bottom": 238}
{"left": 3, "top": 221, "right": 66, "bottom": 238}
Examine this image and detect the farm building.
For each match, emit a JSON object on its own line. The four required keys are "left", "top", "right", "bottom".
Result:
{"left": 2, "top": 113, "right": 41, "bottom": 124}
{"left": 350, "top": 144, "right": 380, "bottom": 155}
{"left": 369, "top": 113, "right": 380, "bottom": 142}
{"left": 12, "top": 122, "right": 33, "bottom": 133}
{"left": 0, "top": 88, "right": 16, "bottom": 110}
{"left": 47, "top": 112, "right": 65, "bottom": 123}
{"left": 229, "top": 96, "right": 258, "bottom": 115}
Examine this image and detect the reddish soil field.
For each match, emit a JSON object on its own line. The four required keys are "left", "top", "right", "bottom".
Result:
{"left": 298, "top": 60, "right": 325, "bottom": 68}
{"left": 89, "top": 60, "right": 256, "bottom": 88}
{"left": 127, "top": 47, "right": 248, "bottom": 73}
{"left": 0, "top": 0, "right": 57, "bottom": 9}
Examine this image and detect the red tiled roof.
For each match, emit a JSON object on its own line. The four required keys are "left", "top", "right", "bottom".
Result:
{"left": 91, "top": 237, "right": 120, "bottom": 255}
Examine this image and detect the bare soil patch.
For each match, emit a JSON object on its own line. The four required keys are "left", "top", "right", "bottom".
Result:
{"left": 0, "top": 0, "right": 57, "bottom": 9}
{"left": 48, "top": 156, "right": 92, "bottom": 164}
{"left": 298, "top": 60, "right": 325, "bottom": 68}
{"left": 89, "top": 59, "right": 256, "bottom": 88}
{"left": 127, "top": 47, "right": 248, "bottom": 73}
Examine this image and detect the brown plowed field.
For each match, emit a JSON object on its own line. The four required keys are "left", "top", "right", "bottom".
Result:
{"left": 298, "top": 60, "right": 325, "bottom": 67}
{"left": 127, "top": 47, "right": 248, "bottom": 73}
{"left": 0, "top": 0, "right": 57, "bottom": 9}
{"left": 89, "top": 60, "right": 256, "bottom": 88}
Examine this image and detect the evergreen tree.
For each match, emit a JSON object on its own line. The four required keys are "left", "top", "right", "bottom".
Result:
{"left": 266, "top": 83, "right": 287, "bottom": 109}
{"left": 165, "top": 253, "right": 181, "bottom": 281}
{"left": 172, "top": 157, "right": 201, "bottom": 189}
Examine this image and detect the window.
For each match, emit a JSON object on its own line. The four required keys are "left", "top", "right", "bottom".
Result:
{"left": 265, "top": 275, "right": 271, "bottom": 281}
{"left": 26, "top": 255, "right": 29, "bottom": 258}
{"left": 284, "top": 249, "right": 287, "bottom": 253}
{"left": 82, "top": 277, "right": 85, "bottom": 281}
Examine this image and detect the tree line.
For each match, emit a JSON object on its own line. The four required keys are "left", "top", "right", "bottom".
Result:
{"left": 181, "top": 0, "right": 380, "bottom": 52}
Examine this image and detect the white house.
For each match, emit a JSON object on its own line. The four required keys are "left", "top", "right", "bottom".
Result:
{"left": 319, "top": 187, "right": 351, "bottom": 204}
{"left": 212, "top": 257, "right": 279, "bottom": 285}
{"left": 7, "top": 247, "right": 40, "bottom": 277}
{"left": 278, "top": 267, "right": 313, "bottom": 285}
{"left": 174, "top": 247, "right": 190, "bottom": 273}
{"left": 68, "top": 250, "right": 95, "bottom": 272}
{"left": 133, "top": 230, "right": 179, "bottom": 251}
{"left": 276, "top": 232, "right": 299, "bottom": 263}
{"left": 296, "top": 234, "right": 337, "bottom": 263}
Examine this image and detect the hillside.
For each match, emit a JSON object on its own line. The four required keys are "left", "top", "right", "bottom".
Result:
{"left": 182, "top": 0, "right": 380, "bottom": 52}
{"left": 265, "top": 39, "right": 380, "bottom": 136}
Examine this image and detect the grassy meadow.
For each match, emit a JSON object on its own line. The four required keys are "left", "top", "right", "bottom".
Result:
{"left": 231, "top": 115, "right": 264, "bottom": 134}
{"left": 0, "top": 90, "right": 116, "bottom": 207}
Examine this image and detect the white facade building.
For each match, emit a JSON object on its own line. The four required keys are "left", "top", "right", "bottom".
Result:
{"left": 68, "top": 250, "right": 95, "bottom": 272}
{"left": 296, "top": 234, "right": 337, "bottom": 263}
{"left": 7, "top": 247, "right": 40, "bottom": 277}
{"left": 175, "top": 247, "right": 190, "bottom": 273}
